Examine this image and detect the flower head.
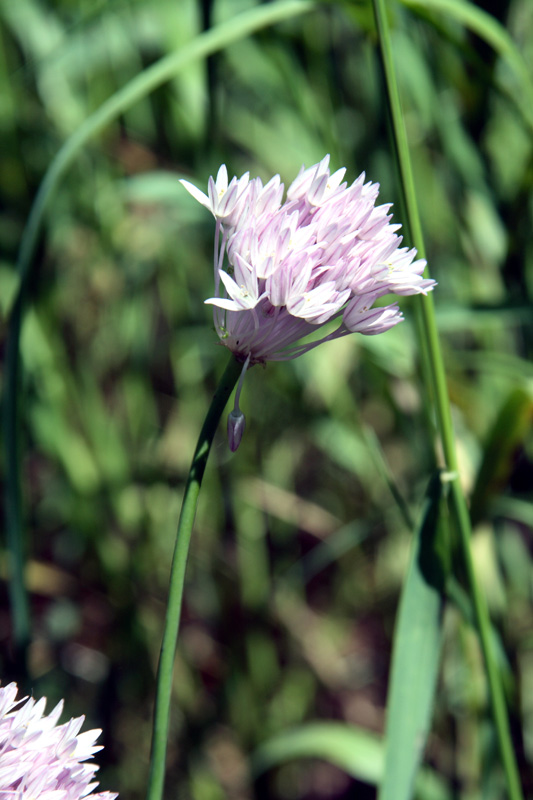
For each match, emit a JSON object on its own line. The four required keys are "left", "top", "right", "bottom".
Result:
{"left": 181, "top": 156, "right": 435, "bottom": 448}
{"left": 0, "top": 682, "right": 117, "bottom": 800}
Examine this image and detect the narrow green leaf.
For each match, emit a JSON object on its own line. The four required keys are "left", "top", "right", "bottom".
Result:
{"left": 379, "top": 473, "right": 447, "bottom": 800}
{"left": 252, "top": 722, "right": 450, "bottom": 800}
{"left": 253, "top": 723, "right": 383, "bottom": 786}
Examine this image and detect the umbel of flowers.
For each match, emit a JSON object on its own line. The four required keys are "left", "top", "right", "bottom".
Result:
{"left": 181, "top": 155, "right": 435, "bottom": 449}
{"left": 0, "top": 682, "right": 117, "bottom": 800}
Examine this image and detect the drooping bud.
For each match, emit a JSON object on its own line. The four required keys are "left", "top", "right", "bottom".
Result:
{"left": 227, "top": 409, "right": 246, "bottom": 452}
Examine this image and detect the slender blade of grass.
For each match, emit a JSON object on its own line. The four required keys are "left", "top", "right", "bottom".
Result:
{"left": 253, "top": 722, "right": 450, "bottom": 800}
{"left": 379, "top": 473, "right": 447, "bottom": 800}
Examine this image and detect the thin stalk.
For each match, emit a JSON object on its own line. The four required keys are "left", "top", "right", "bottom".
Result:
{"left": 3, "top": 292, "right": 30, "bottom": 657}
{"left": 371, "top": 1, "right": 523, "bottom": 798}
{"left": 146, "top": 355, "right": 243, "bottom": 800}
{"left": 2, "top": 0, "right": 313, "bottom": 653}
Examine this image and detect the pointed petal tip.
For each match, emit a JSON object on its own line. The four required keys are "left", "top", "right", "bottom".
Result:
{"left": 179, "top": 178, "right": 210, "bottom": 208}
{"left": 216, "top": 164, "right": 229, "bottom": 188}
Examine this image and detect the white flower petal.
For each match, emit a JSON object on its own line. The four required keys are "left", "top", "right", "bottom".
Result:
{"left": 179, "top": 178, "right": 210, "bottom": 209}
{"left": 0, "top": 683, "right": 117, "bottom": 800}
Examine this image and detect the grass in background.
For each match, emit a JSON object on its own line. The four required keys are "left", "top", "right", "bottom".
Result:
{"left": 1, "top": 0, "right": 532, "bottom": 798}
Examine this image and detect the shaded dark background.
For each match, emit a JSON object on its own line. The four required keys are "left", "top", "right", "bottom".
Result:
{"left": 1, "top": 0, "right": 532, "bottom": 797}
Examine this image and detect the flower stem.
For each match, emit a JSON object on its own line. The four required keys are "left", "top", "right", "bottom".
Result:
{"left": 371, "top": 0, "right": 523, "bottom": 797}
{"left": 3, "top": 291, "right": 31, "bottom": 659}
{"left": 146, "top": 355, "right": 243, "bottom": 800}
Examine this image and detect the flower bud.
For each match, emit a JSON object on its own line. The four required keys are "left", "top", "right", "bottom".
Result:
{"left": 227, "top": 409, "right": 246, "bottom": 452}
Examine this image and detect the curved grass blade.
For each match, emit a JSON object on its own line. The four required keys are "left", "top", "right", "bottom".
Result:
{"left": 253, "top": 723, "right": 383, "bottom": 786}
{"left": 252, "top": 722, "right": 450, "bottom": 800}
{"left": 378, "top": 472, "right": 448, "bottom": 800}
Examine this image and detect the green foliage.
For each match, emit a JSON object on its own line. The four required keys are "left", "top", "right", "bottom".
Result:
{"left": 253, "top": 722, "right": 450, "bottom": 799}
{"left": 1, "top": 0, "right": 532, "bottom": 798}
{"left": 378, "top": 473, "right": 447, "bottom": 800}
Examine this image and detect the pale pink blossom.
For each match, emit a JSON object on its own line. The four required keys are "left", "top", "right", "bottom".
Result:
{"left": 0, "top": 682, "right": 117, "bottom": 800}
{"left": 181, "top": 156, "right": 435, "bottom": 449}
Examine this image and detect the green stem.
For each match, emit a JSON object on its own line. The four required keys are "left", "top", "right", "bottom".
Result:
{"left": 371, "top": 1, "right": 523, "bottom": 798}
{"left": 3, "top": 291, "right": 30, "bottom": 657}
{"left": 146, "top": 355, "right": 243, "bottom": 800}
{"left": 2, "top": 0, "right": 313, "bottom": 657}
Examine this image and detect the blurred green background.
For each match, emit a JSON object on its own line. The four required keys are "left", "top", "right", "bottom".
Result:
{"left": 1, "top": 0, "right": 532, "bottom": 797}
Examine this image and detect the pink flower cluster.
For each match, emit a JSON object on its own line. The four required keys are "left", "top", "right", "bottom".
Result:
{"left": 181, "top": 155, "right": 435, "bottom": 364}
{"left": 181, "top": 155, "right": 435, "bottom": 449}
{"left": 0, "top": 682, "right": 117, "bottom": 800}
